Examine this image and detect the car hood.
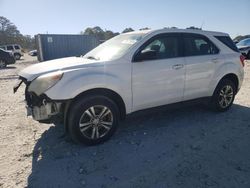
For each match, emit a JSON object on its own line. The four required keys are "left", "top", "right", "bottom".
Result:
{"left": 19, "top": 57, "right": 101, "bottom": 81}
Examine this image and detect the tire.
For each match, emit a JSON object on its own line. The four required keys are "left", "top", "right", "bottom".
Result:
{"left": 211, "top": 79, "right": 236, "bottom": 112}
{"left": 14, "top": 53, "right": 21, "bottom": 60}
{"left": 0, "top": 60, "right": 7, "bottom": 68}
{"left": 68, "top": 95, "right": 119, "bottom": 145}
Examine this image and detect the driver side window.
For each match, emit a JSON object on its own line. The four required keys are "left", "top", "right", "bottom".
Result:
{"left": 134, "top": 35, "right": 179, "bottom": 62}
{"left": 141, "top": 39, "right": 165, "bottom": 54}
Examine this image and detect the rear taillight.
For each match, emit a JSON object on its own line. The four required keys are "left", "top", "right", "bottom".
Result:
{"left": 240, "top": 55, "right": 245, "bottom": 67}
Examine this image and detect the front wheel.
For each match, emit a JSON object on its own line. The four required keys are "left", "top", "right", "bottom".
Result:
{"left": 0, "top": 60, "right": 6, "bottom": 68}
{"left": 68, "top": 96, "right": 119, "bottom": 145}
{"left": 211, "top": 79, "right": 236, "bottom": 112}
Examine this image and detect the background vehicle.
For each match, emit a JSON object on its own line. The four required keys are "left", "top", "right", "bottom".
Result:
{"left": 236, "top": 38, "right": 250, "bottom": 59}
{"left": 0, "top": 48, "right": 16, "bottom": 68}
{"left": 0, "top": 44, "right": 23, "bottom": 60}
{"left": 28, "top": 50, "right": 37, "bottom": 56}
{"left": 15, "top": 29, "right": 244, "bottom": 145}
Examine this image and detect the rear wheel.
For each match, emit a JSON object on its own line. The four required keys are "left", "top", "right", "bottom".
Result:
{"left": 14, "top": 53, "right": 21, "bottom": 60}
{"left": 0, "top": 60, "right": 6, "bottom": 68}
{"left": 211, "top": 79, "right": 236, "bottom": 112}
{"left": 68, "top": 95, "right": 119, "bottom": 145}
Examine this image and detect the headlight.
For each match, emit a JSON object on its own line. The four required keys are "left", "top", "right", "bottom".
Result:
{"left": 28, "top": 71, "right": 63, "bottom": 95}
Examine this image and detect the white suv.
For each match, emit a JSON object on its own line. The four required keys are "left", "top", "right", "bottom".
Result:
{"left": 14, "top": 29, "right": 245, "bottom": 145}
{"left": 0, "top": 44, "right": 23, "bottom": 60}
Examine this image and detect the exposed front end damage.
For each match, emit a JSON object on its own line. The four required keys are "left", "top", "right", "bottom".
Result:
{"left": 14, "top": 77, "right": 65, "bottom": 123}
{"left": 25, "top": 92, "right": 62, "bottom": 121}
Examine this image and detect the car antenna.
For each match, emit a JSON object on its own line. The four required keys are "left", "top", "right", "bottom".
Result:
{"left": 200, "top": 21, "right": 205, "bottom": 30}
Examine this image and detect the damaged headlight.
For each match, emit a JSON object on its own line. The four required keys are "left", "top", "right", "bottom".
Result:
{"left": 28, "top": 71, "right": 63, "bottom": 96}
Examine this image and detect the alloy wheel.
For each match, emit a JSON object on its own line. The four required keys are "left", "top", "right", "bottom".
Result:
{"left": 218, "top": 85, "right": 234, "bottom": 108}
{"left": 79, "top": 105, "right": 113, "bottom": 140}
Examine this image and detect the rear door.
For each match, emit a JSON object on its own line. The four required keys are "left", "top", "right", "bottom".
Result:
{"left": 132, "top": 33, "right": 185, "bottom": 111}
{"left": 183, "top": 33, "right": 222, "bottom": 100}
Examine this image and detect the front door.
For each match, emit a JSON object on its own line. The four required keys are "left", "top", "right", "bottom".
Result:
{"left": 132, "top": 34, "right": 185, "bottom": 111}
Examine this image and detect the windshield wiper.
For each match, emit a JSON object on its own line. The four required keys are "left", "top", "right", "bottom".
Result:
{"left": 85, "top": 56, "right": 99, "bottom": 60}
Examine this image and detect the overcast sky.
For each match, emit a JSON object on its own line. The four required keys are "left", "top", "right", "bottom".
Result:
{"left": 0, "top": 0, "right": 249, "bottom": 38}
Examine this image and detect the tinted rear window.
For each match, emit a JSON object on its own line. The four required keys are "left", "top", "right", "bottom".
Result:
{"left": 215, "top": 36, "right": 239, "bottom": 52}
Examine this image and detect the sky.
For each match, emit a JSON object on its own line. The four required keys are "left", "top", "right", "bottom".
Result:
{"left": 0, "top": 0, "right": 249, "bottom": 38}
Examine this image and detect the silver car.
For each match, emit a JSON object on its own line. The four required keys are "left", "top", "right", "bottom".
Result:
{"left": 237, "top": 38, "right": 250, "bottom": 59}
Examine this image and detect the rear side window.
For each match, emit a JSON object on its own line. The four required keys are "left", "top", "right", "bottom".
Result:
{"left": 184, "top": 34, "right": 219, "bottom": 56}
{"left": 14, "top": 45, "right": 20, "bottom": 50}
{"left": 215, "top": 36, "right": 239, "bottom": 52}
{"left": 7, "top": 46, "right": 14, "bottom": 50}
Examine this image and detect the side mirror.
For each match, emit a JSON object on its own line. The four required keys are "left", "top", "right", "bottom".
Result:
{"left": 134, "top": 50, "right": 157, "bottom": 62}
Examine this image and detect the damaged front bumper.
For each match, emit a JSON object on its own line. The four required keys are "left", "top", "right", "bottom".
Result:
{"left": 14, "top": 77, "right": 64, "bottom": 123}
{"left": 25, "top": 101, "right": 62, "bottom": 121}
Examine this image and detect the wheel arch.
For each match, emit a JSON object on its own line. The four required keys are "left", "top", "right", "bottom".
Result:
{"left": 64, "top": 88, "right": 126, "bottom": 132}
{"left": 221, "top": 73, "right": 239, "bottom": 89}
{"left": 213, "top": 73, "right": 239, "bottom": 95}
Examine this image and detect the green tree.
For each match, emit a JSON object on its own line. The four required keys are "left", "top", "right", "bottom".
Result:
{"left": 186, "top": 26, "right": 201, "bottom": 30}
{"left": 0, "top": 16, "right": 35, "bottom": 49}
{"left": 233, "top": 35, "right": 250, "bottom": 42}
{"left": 81, "top": 26, "right": 119, "bottom": 41}
{"left": 122, "top": 28, "right": 134, "bottom": 33}
{"left": 139, "top": 27, "right": 150, "bottom": 31}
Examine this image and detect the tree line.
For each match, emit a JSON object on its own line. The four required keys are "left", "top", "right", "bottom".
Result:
{"left": 0, "top": 16, "right": 249, "bottom": 50}
{"left": 0, "top": 16, "right": 35, "bottom": 50}
{"left": 80, "top": 27, "right": 151, "bottom": 41}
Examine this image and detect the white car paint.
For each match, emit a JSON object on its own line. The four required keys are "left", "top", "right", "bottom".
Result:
{"left": 132, "top": 56, "right": 185, "bottom": 111}
{"left": 18, "top": 28, "right": 244, "bottom": 116}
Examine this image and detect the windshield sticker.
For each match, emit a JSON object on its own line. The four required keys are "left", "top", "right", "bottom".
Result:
{"left": 121, "top": 39, "right": 137, "bottom": 44}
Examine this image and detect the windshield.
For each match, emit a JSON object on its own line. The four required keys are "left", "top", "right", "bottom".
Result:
{"left": 83, "top": 33, "right": 145, "bottom": 61}
{"left": 237, "top": 38, "right": 250, "bottom": 46}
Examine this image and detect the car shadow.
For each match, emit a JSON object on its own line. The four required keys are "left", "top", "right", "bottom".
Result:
{"left": 0, "top": 75, "right": 19, "bottom": 81}
{"left": 27, "top": 103, "right": 250, "bottom": 188}
{"left": 0, "top": 66, "right": 16, "bottom": 70}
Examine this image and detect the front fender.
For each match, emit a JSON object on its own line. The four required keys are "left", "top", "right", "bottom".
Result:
{"left": 45, "top": 68, "right": 132, "bottom": 113}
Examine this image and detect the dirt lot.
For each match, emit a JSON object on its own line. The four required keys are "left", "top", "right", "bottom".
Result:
{"left": 0, "top": 56, "right": 250, "bottom": 188}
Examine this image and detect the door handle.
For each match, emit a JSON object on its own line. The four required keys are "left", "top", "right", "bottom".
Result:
{"left": 172, "top": 64, "right": 184, "bottom": 70}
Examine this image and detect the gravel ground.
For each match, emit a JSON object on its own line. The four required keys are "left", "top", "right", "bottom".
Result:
{"left": 0, "top": 56, "right": 250, "bottom": 188}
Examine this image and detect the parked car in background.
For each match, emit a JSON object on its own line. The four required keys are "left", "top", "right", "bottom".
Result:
{"left": 28, "top": 50, "right": 37, "bottom": 56}
{"left": 0, "top": 44, "right": 23, "bottom": 60}
{"left": 14, "top": 29, "right": 244, "bottom": 145}
{"left": 236, "top": 38, "right": 250, "bottom": 59}
{"left": 0, "top": 48, "right": 16, "bottom": 68}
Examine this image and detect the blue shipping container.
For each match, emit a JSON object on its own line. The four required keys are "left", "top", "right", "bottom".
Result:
{"left": 35, "top": 34, "right": 99, "bottom": 61}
